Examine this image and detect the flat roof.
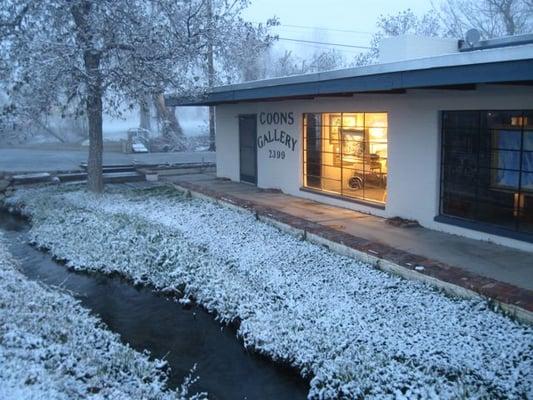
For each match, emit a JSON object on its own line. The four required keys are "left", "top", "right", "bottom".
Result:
{"left": 166, "top": 43, "right": 533, "bottom": 106}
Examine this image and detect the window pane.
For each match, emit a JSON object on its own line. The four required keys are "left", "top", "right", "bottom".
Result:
{"left": 477, "top": 201, "right": 517, "bottom": 229}
{"left": 441, "top": 110, "right": 533, "bottom": 237}
{"left": 491, "top": 149, "right": 521, "bottom": 170}
{"left": 326, "top": 113, "right": 342, "bottom": 125}
{"left": 305, "top": 175, "right": 321, "bottom": 189}
{"left": 304, "top": 113, "right": 321, "bottom": 128}
{"left": 490, "top": 129, "right": 521, "bottom": 190}
{"left": 492, "top": 129, "right": 521, "bottom": 150}
{"left": 442, "top": 147, "right": 479, "bottom": 175}
{"left": 364, "top": 113, "right": 388, "bottom": 203}
{"left": 521, "top": 172, "right": 533, "bottom": 192}
{"left": 487, "top": 110, "right": 523, "bottom": 129}
{"left": 519, "top": 194, "right": 533, "bottom": 233}
{"left": 342, "top": 167, "right": 365, "bottom": 194}
{"left": 443, "top": 110, "right": 480, "bottom": 130}
{"left": 341, "top": 113, "right": 363, "bottom": 128}
{"left": 304, "top": 113, "right": 322, "bottom": 186}
{"left": 320, "top": 174, "right": 342, "bottom": 194}
{"left": 522, "top": 150, "right": 533, "bottom": 173}
{"left": 523, "top": 112, "right": 533, "bottom": 130}
{"left": 524, "top": 131, "right": 533, "bottom": 151}
{"left": 363, "top": 177, "right": 387, "bottom": 203}
{"left": 365, "top": 112, "right": 388, "bottom": 128}
{"left": 303, "top": 112, "right": 387, "bottom": 204}
{"left": 477, "top": 186, "right": 515, "bottom": 209}
{"left": 442, "top": 129, "right": 478, "bottom": 149}
{"left": 442, "top": 194, "right": 477, "bottom": 219}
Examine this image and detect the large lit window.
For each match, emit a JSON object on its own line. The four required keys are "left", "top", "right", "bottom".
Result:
{"left": 440, "top": 110, "right": 533, "bottom": 236}
{"left": 303, "top": 112, "right": 388, "bottom": 204}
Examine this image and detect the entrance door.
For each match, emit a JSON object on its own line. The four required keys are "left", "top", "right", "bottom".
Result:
{"left": 239, "top": 114, "right": 257, "bottom": 184}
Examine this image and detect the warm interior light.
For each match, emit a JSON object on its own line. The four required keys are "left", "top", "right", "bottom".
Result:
{"left": 305, "top": 112, "right": 388, "bottom": 203}
{"left": 342, "top": 113, "right": 364, "bottom": 128}
{"left": 511, "top": 116, "right": 528, "bottom": 126}
{"left": 343, "top": 116, "right": 356, "bottom": 127}
{"left": 369, "top": 127, "right": 385, "bottom": 139}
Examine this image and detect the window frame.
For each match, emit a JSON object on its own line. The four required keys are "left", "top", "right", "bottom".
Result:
{"left": 438, "top": 110, "right": 533, "bottom": 243}
{"left": 301, "top": 111, "right": 388, "bottom": 208}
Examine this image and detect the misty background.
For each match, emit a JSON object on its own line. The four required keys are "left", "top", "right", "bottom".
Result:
{"left": 1, "top": 0, "right": 531, "bottom": 150}
{"left": 108, "top": 0, "right": 433, "bottom": 144}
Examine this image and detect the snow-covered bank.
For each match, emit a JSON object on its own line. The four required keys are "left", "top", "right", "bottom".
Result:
{"left": 6, "top": 185, "right": 533, "bottom": 399}
{"left": 0, "top": 231, "right": 204, "bottom": 400}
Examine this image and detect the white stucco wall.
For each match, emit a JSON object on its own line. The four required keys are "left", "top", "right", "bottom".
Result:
{"left": 214, "top": 85, "right": 533, "bottom": 251}
{"left": 214, "top": 109, "right": 240, "bottom": 181}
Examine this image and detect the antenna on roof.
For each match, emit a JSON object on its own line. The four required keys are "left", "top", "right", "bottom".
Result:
{"left": 465, "top": 28, "right": 481, "bottom": 47}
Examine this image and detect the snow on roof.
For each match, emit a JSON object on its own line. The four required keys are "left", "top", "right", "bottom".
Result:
{"left": 212, "top": 42, "right": 533, "bottom": 93}
{"left": 165, "top": 36, "right": 533, "bottom": 106}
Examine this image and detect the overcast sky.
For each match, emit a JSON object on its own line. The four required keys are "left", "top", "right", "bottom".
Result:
{"left": 243, "top": 0, "right": 434, "bottom": 58}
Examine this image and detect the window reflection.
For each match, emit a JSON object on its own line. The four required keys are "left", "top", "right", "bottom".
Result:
{"left": 303, "top": 112, "right": 388, "bottom": 204}
{"left": 441, "top": 110, "right": 533, "bottom": 235}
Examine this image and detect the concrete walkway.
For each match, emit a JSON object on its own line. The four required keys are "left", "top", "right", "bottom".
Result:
{"left": 164, "top": 172, "right": 533, "bottom": 317}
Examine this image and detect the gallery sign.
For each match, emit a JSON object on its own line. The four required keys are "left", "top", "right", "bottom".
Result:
{"left": 257, "top": 112, "right": 298, "bottom": 159}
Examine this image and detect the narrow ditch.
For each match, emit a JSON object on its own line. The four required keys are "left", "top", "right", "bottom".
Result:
{"left": 0, "top": 210, "right": 309, "bottom": 400}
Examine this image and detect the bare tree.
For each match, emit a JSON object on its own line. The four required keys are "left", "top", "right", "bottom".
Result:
{"left": 217, "top": 18, "right": 278, "bottom": 83}
{"left": 1, "top": 0, "right": 206, "bottom": 192}
{"left": 353, "top": 1, "right": 531, "bottom": 67}
{"left": 139, "top": 98, "right": 151, "bottom": 132}
{"left": 435, "top": 0, "right": 533, "bottom": 38}
{"left": 153, "top": 93, "right": 185, "bottom": 149}
{"left": 307, "top": 49, "right": 346, "bottom": 73}
{"left": 269, "top": 50, "right": 306, "bottom": 77}
{"left": 268, "top": 48, "right": 347, "bottom": 78}
{"left": 353, "top": 9, "right": 442, "bottom": 66}
{"left": 196, "top": 0, "right": 277, "bottom": 151}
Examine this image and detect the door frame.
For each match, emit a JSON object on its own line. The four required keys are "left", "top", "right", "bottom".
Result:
{"left": 239, "top": 114, "right": 258, "bottom": 185}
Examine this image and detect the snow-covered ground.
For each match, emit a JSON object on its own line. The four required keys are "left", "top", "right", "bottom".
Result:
{"left": 6, "top": 185, "right": 533, "bottom": 399}
{"left": 0, "top": 231, "right": 204, "bottom": 400}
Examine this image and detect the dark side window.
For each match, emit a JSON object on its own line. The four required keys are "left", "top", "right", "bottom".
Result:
{"left": 440, "top": 110, "right": 533, "bottom": 236}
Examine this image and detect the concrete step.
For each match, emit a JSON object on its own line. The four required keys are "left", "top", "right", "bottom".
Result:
{"left": 12, "top": 172, "right": 52, "bottom": 184}
{"left": 54, "top": 171, "right": 144, "bottom": 185}
{"left": 103, "top": 171, "right": 145, "bottom": 183}
{"left": 57, "top": 172, "right": 88, "bottom": 182}
{"left": 80, "top": 163, "right": 137, "bottom": 173}
{"left": 138, "top": 165, "right": 215, "bottom": 177}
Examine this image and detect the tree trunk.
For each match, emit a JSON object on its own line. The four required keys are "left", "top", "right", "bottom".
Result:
{"left": 85, "top": 53, "right": 104, "bottom": 193}
{"left": 207, "top": 0, "right": 216, "bottom": 151}
{"left": 71, "top": 0, "right": 104, "bottom": 193}
{"left": 500, "top": 2, "right": 516, "bottom": 35}
{"left": 208, "top": 106, "right": 215, "bottom": 151}
{"left": 139, "top": 98, "right": 151, "bottom": 131}
{"left": 153, "top": 93, "right": 185, "bottom": 149}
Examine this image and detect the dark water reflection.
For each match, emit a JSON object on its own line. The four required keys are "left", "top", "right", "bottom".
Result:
{"left": 0, "top": 211, "right": 308, "bottom": 400}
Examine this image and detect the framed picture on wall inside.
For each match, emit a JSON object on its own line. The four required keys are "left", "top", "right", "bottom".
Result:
{"left": 341, "top": 128, "right": 365, "bottom": 159}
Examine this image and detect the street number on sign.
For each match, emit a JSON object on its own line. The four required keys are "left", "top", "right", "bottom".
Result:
{"left": 269, "top": 150, "right": 286, "bottom": 159}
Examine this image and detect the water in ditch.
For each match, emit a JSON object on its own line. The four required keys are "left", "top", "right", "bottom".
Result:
{"left": 0, "top": 210, "right": 308, "bottom": 400}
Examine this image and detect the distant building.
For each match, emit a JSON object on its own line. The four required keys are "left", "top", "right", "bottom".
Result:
{"left": 167, "top": 34, "right": 533, "bottom": 251}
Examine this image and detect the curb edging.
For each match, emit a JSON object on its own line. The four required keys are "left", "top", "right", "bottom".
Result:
{"left": 169, "top": 181, "right": 533, "bottom": 325}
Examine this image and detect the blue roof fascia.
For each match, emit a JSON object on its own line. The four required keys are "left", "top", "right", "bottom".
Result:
{"left": 166, "top": 59, "right": 533, "bottom": 106}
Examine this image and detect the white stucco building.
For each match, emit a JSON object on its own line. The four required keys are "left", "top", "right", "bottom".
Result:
{"left": 168, "top": 34, "right": 533, "bottom": 251}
